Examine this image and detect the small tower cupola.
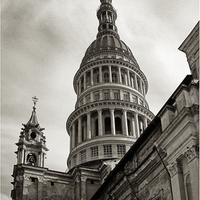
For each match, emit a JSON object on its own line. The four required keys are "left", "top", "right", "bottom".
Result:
{"left": 97, "top": 0, "right": 119, "bottom": 39}
{"left": 15, "top": 96, "right": 48, "bottom": 167}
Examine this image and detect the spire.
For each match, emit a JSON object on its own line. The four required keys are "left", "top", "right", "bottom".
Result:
{"left": 25, "top": 96, "right": 40, "bottom": 128}
{"left": 97, "top": 0, "right": 119, "bottom": 38}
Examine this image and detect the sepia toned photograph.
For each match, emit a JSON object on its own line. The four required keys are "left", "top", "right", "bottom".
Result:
{"left": 1, "top": 0, "right": 199, "bottom": 199}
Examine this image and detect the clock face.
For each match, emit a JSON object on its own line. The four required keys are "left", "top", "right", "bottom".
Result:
{"left": 30, "top": 131, "right": 36, "bottom": 139}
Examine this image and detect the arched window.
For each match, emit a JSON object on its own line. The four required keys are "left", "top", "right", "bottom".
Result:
{"left": 96, "top": 74, "right": 99, "bottom": 83}
{"left": 27, "top": 153, "right": 36, "bottom": 165}
{"left": 121, "top": 74, "right": 125, "bottom": 84}
{"left": 112, "top": 73, "right": 117, "bottom": 83}
{"left": 127, "top": 119, "right": 131, "bottom": 135}
{"left": 104, "top": 73, "right": 109, "bottom": 83}
{"left": 82, "top": 125, "right": 85, "bottom": 142}
{"left": 115, "top": 117, "right": 122, "bottom": 134}
{"left": 105, "top": 117, "right": 111, "bottom": 134}
{"left": 95, "top": 119, "right": 98, "bottom": 136}
{"left": 86, "top": 73, "right": 90, "bottom": 87}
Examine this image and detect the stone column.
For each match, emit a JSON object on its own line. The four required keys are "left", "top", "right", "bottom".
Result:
{"left": 134, "top": 74, "right": 138, "bottom": 90}
{"left": 91, "top": 69, "right": 94, "bottom": 86}
{"left": 167, "top": 161, "right": 186, "bottom": 200}
{"left": 84, "top": 73, "right": 86, "bottom": 90}
{"left": 81, "top": 176, "right": 87, "bottom": 200}
{"left": 185, "top": 146, "right": 199, "bottom": 200}
{"left": 87, "top": 112, "right": 91, "bottom": 140}
{"left": 110, "top": 109, "right": 116, "bottom": 135}
{"left": 127, "top": 69, "right": 131, "bottom": 86}
{"left": 134, "top": 113, "right": 140, "bottom": 138}
{"left": 99, "top": 66, "right": 102, "bottom": 83}
{"left": 75, "top": 176, "right": 81, "bottom": 200}
{"left": 109, "top": 66, "right": 112, "bottom": 82}
{"left": 21, "top": 149, "right": 25, "bottom": 164}
{"left": 131, "top": 116, "right": 136, "bottom": 138}
{"left": 72, "top": 123, "right": 76, "bottom": 149}
{"left": 140, "top": 79, "right": 143, "bottom": 94}
{"left": 118, "top": 66, "right": 122, "bottom": 83}
{"left": 144, "top": 117, "right": 148, "bottom": 129}
{"left": 122, "top": 109, "right": 128, "bottom": 136}
{"left": 98, "top": 109, "right": 103, "bottom": 136}
{"left": 42, "top": 153, "right": 45, "bottom": 167}
{"left": 38, "top": 176, "right": 44, "bottom": 200}
{"left": 78, "top": 118, "right": 82, "bottom": 143}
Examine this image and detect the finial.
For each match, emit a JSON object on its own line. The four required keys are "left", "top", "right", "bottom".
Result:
{"left": 32, "top": 96, "right": 39, "bottom": 109}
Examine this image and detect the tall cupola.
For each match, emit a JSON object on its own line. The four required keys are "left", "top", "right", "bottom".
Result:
{"left": 15, "top": 97, "right": 48, "bottom": 167}
{"left": 66, "top": 1, "right": 154, "bottom": 170}
{"left": 97, "top": 0, "right": 119, "bottom": 39}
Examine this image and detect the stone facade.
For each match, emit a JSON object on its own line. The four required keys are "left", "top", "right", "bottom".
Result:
{"left": 91, "top": 22, "right": 199, "bottom": 200}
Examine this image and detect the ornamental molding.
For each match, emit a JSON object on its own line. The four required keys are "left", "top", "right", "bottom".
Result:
{"left": 23, "top": 174, "right": 30, "bottom": 181}
{"left": 185, "top": 145, "right": 199, "bottom": 163}
{"left": 167, "top": 161, "right": 182, "bottom": 177}
{"left": 81, "top": 176, "right": 87, "bottom": 182}
{"left": 16, "top": 175, "right": 24, "bottom": 182}
{"left": 37, "top": 176, "right": 44, "bottom": 182}
{"left": 75, "top": 176, "right": 80, "bottom": 183}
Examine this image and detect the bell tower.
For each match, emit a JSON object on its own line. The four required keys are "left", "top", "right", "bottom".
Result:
{"left": 15, "top": 96, "right": 48, "bottom": 167}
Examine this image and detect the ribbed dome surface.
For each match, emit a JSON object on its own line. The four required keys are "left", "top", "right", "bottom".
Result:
{"left": 81, "top": 35, "right": 137, "bottom": 65}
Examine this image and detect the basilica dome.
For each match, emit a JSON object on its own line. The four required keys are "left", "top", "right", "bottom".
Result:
{"left": 81, "top": 34, "right": 137, "bottom": 66}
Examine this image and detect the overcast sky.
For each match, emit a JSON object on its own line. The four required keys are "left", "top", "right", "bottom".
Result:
{"left": 1, "top": 0, "right": 199, "bottom": 199}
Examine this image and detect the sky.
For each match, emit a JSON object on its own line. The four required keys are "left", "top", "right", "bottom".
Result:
{"left": 1, "top": 0, "right": 199, "bottom": 199}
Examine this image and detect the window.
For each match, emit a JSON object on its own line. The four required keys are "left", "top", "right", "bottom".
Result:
{"left": 105, "top": 117, "right": 111, "bottom": 134}
{"left": 86, "top": 73, "right": 90, "bottom": 87}
{"left": 82, "top": 125, "right": 85, "bottom": 142}
{"left": 114, "top": 92, "right": 119, "bottom": 99}
{"left": 132, "top": 95, "right": 137, "bottom": 103}
{"left": 51, "top": 182, "right": 54, "bottom": 186}
{"left": 139, "top": 99, "right": 143, "bottom": 106}
{"left": 95, "top": 119, "right": 98, "bottom": 136}
{"left": 91, "top": 146, "right": 98, "bottom": 158}
{"left": 96, "top": 74, "right": 99, "bottom": 83}
{"left": 31, "top": 177, "right": 36, "bottom": 182}
{"left": 94, "top": 93, "right": 100, "bottom": 101}
{"left": 27, "top": 153, "right": 36, "bottom": 165}
{"left": 112, "top": 73, "right": 117, "bottom": 83}
{"left": 104, "top": 73, "right": 109, "bottom": 83}
{"left": 127, "top": 119, "right": 131, "bottom": 135}
{"left": 121, "top": 75, "right": 125, "bottom": 84}
{"left": 81, "top": 150, "right": 86, "bottom": 162}
{"left": 117, "top": 145, "right": 126, "bottom": 157}
{"left": 104, "top": 92, "right": 109, "bottom": 99}
{"left": 104, "top": 145, "right": 112, "bottom": 157}
{"left": 115, "top": 117, "right": 122, "bottom": 133}
{"left": 123, "top": 93, "right": 128, "bottom": 101}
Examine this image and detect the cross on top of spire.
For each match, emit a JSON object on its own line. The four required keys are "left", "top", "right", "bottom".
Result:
{"left": 32, "top": 96, "right": 38, "bottom": 109}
